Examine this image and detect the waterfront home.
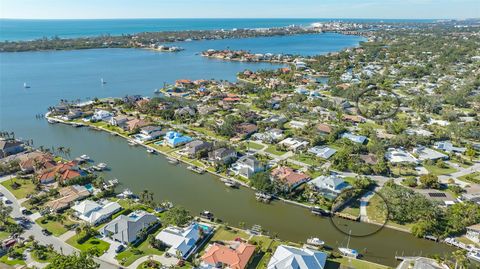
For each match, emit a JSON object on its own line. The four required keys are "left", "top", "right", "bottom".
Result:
{"left": 72, "top": 199, "right": 122, "bottom": 226}
{"left": 385, "top": 148, "right": 419, "bottom": 164}
{"left": 101, "top": 210, "right": 159, "bottom": 244}
{"left": 156, "top": 222, "right": 211, "bottom": 259}
{"left": 466, "top": 223, "right": 480, "bottom": 243}
{"left": 125, "top": 118, "right": 150, "bottom": 132}
{"left": 109, "top": 115, "right": 130, "bottom": 128}
{"left": 19, "top": 152, "right": 55, "bottom": 173}
{"left": 164, "top": 131, "right": 193, "bottom": 148}
{"left": 38, "top": 161, "right": 86, "bottom": 185}
{"left": 395, "top": 257, "right": 449, "bottom": 269}
{"left": 208, "top": 148, "right": 237, "bottom": 164}
{"left": 201, "top": 241, "right": 256, "bottom": 269}
{"left": 231, "top": 155, "right": 263, "bottom": 179}
{"left": 183, "top": 140, "right": 212, "bottom": 157}
{"left": 62, "top": 109, "right": 83, "bottom": 120}
{"left": 434, "top": 141, "right": 467, "bottom": 154}
{"left": 123, "top": 95, "right": 143, "bottom": 104}
{"left": 91, "top": 109, "right": 113, "bottom": 122}
{"left": 271, "top": 166, "right": 310, "bottom": 191}
{"left": 308, "top": 146, "right": 337, "bottom": 159}
{"left": 412, "top": 146, "right": 448, "bottom": 161}
{"left": 132, "top": 125, "right": 164, "bottom": 142}
{"left": 45, "top": 185, "right": 90, "bottom": 212}
{"left": 279, "top": 137, "right": 309, "bottom": 152}
{"left": 309, "top": 175, "right": 350, "bottom": 197}
{"left": 340, "top": 132, "right": 367, "bottom": 144}
{"left": 267, "top": 245, "right": 327, "bottom": 269}
{"left": 316, "top": 123, "right": 332, "bottom": 135}
{"left": 0, "top": 139, "right": 24, "bottom": 158}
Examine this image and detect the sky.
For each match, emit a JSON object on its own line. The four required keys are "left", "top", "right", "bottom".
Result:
{"left": 1, "top": 0, "right": 479, "bottom": 20}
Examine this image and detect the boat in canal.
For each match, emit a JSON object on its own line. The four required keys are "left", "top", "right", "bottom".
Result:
{"left": 200, "top": 210, "right": 214, "bottom": 220}
{"left": 147, "top": 148, "right": 156, "bottom": 154}
{"left": 255, "top": 192, "right": 272, "bottom": 203}
{"left": 339, "top": 230, "right": 359, "bottom": 259}
{"left": 187, "top": 165, "right": 205, "bottom": 174}
{"left": 223, "top": 179, "right": 239, "bottom": 188}
{"left": 306, "top": 237, "right": 325, "bottom": 247}
{"left": 80, "top": 154, "right": 90, "bottom": 161}
{"left": 310, "top": 206, "right": 330, "bottom": 216}
{"left": 93, "top": 162, "right": 107, "bottom": 171}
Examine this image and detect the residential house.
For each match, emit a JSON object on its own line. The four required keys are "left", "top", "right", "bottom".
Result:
{"left": 208, "top": 148, "right": 237, "bottom": 164}
{"left": 231, "top": 155, "right": 263, "bottom": 179}
{"left": 360, "top": 154, "right": 378, "bottom": 165}
{"left": 0, "top": 139, "right": 24, "bottom": 158}
{"left": 412, "top": 147, "right": 448, "bottom": 161}
{"left": 156, "top": 222, "right": 211, "bottom": 259}
{"left": 72, "top": 200, "right": 122, "bottom": 226}
{"left": 234, "top": 123, "right": 258, "bottom": 140}
{"left": 38, "top": 161, "right": 86, "bottom": 185}
{"left": 395, "top": 257, "right": 449, "bottom": 269}
{"left": 109, "top": 115, "right": 129, "bottom": 128}
{"left": 267, "top": 245, "right": 327, "bottom": 269}
{"left": 132, "top": 125, "right": 164, "bottom": 142}
{"left": 466, "top": 224, "right": 480, "bottom": 243}
{"left": 124, "top": 118, "right": 150, "bottom": 132}
{"left": 19, "top": 152, "right": 55, "bottom": 173}
{"left": 174, "top": 107, "right": 196, "bottom": 118}
{"left": 385, "top": 148, "right": 419, "bottom": 164}
{"left": 288, "top": 120, "right": 308, "bottom": 129}
{"left": 45, "top": 185, "right": 91, "bottom": 212}
{"left": 164, "top": 131, "right": 193, "bottom": 148}
{"left": 342, "top": 114, "right": 365, "bottom": 124}
{"left": 62, "top": 109, "right": 83, "bottom": 120}
{"left": 271, "top": 167, "right": 310, "bottom": 191}
{"left": 309, "top": 175, "right": 350, "bottom": 197}
{"left": 341, "top": 132, "right": 367, "bottom": 144}
{"left": 279, "top": 137, "right": 309, "bottom": 152}
{"left": 184, "top": 140, "right": 212, "bottom": 157}
{"left": 101, "top": 211, "right": 159, "bottom": 244}
{"left": 316, "top": 123, "right": 332, "bottom": 135}
{"left": 308, "top": 146, "right": 337, "bottom": 159}
{"left": 434, "top": 141, "right": 467, "bottom": 154}
{"left": 201, "top": 242, "right": 256, "bottom": 269}
{"left": 91, "top": 109, "right": 113, "bottom": 122}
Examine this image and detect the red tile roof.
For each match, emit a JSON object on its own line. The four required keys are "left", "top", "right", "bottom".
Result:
{"left": 201, "top": 242, "right": 255, "bottom": 269}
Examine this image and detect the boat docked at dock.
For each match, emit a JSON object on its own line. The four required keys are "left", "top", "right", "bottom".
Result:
{"left": 200, "top": 210, "right": 214, "bottom": 220}
{"left": 128, "top": 140, "right": 138, "bottom": 146}
{"left": 147, "top": 148, "right": 156, "bottom": 154}
{"left": 92, "top": 162, "right": 107, "bottom": 171}
{"left": 310, "top": 206, "right": 330, "bottom": 216}
{"left": 166, "top": 157, "right": 179, "bottom": 165}
{"left": 116, "top": 188, "right": 138, "bottom": 199}
{"left": 80, "top": 154, "right": 91, "bottom": 161}
{"left": 187, "top": 165, "right": 205, "bottom": 174}
{"left": 306, "top": 237, "right": 325, "bottom": 247}
{"left": 339, "top": 230, "right": 359, "bottom": 259}
{"left": 223, "top": 179, "right": 239, "bottom": 188}
{"left": 255, "top": 192, "right": 272, "bottom": 203}
{"left": 47, "top": 119, "right": 57, "bottom": 124}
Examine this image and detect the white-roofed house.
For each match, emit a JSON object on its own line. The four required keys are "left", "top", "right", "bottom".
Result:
{"left": 267, "top": 245, "right": 327, "bottom": 269}
{"left": 434, "top": 141, "right": 466, "bottom": 154}
{"left": 412, "top": 146, "right": 449, "bottom": 161}
{"left": 279, "top": 137, "right": 309, "bottom": 152}
{"left": 155, "top": 222, "right": 211, "bottom": 259}
{"left": 385, "top": 148, "right": 419, "bottom": 164}
{"left": 340, "top": 132, "right": 367, "bottom": 144}
{"left": 72, "top": 200, "right": 122, "bottom": 226}
{"left": 308, "top": 175, "right": 350, "bottom": 198}
{"left": 308, "top": 146, "right": 337, "bottom": 159}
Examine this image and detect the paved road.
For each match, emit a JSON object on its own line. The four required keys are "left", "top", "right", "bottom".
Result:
{"left": 0, "top": 175, "right": 120, "bottom": 269}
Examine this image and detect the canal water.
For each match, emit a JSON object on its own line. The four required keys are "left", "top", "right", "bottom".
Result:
{"left": 0, "top": 33, "right": 452, "bottom": 266}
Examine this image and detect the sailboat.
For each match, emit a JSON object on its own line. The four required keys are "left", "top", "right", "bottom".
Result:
{"left": 23, "top": 82, "right": 30, "bottom": 88}
{"left": 338, "top": 230, "right": 359, "bottom": 258}
{"left": 101, "top": 78, "right": 106, "bottom": 85}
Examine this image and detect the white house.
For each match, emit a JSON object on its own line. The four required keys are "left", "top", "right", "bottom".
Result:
{"left": 91, "top": 109, "right": 113, "bottom": 122}
{"left": 267, "top": 245, "right": 327, "bottom": 269}
{"left": 412, "top": 147, "right": 448, "bottom": 161}
{"left": 309, "top": 175, "right": 350, "bottom": 195}
{"left": 279, "top": 137, "right": 309, "bottom": 152}
{"left": 385, "top": 148, "right": 419, "bottom": 164}
{"left": 72, "top": 200, "right": 122, "bottom": 226}
{"left": 341, "top": 132, "right": 367, "bottom": 144}
{"left": 288, "top": 120, "right": 308, "bottom": 129}
{"left": 434, "top": 141, "right": 466, "bottom": 153}
{"left": 308, "top": 146, "right": 337, "bottom": 159}
{"left": 155, "top": 222, "right": 211, "bottom": 259}
{"left": 230, "top": 155, "right": 263, "bottom": 179}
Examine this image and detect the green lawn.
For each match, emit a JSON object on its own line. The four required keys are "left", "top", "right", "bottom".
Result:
{"left": 326, "top": 257, "right": 391, "bottom": 269}
{"left": 0, "top": 245, "right": 27, "bottom": 266}
{"left": 66, "top": 234, "right": 110, "bottom": 254}
{"left": 459, "top": 172, "right": 480, "bottom": 184}
{"left": 265, "top": 145, "right": 287, "bottom": 156}
{"left": 210, "top": 227, "right": 249, "bottom": 242}
{"left": 116, "top": 239, "right": 165, "bottom": 266}
{"left": 1, "top": 178, "right": 36, "bottom": 199}
{"left": 245, "top": 141, "right": 264, "bottom": 150}
{"left": 0, "top": 231, "right": 11, "bottom": 240}
{"left": 35, "top": 216, "right": 75, "bottom": 236}
{"left": 423, "top": 164, "right": 457, "bottom": 176}
{"left": 292, "top": 153, "right": 324, "bottom": 166}
{"left": 339, "top": 200, "right": 361, "bottom": 217}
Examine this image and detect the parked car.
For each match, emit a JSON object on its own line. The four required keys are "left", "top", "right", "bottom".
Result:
{"left": 42, "top": 229, "right": 52, "bottom": 236}
{"left": 115, "top": 244, "right": 125, "bottom": 253}
{"left": 2, "top": 197, "right": 12, "bottom": 204}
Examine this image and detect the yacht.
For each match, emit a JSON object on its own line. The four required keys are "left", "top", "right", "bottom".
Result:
{"left": 80, "top": 154, "right": 90, "bottom": 161}
{"left": 306, "top": 237, "right": 325, "bottom": 247}
{"left": 147, "top": 148, "right": 155, "bottom": 154}
{"left": 101, "top": 78, "right": 106, "bottom": 84}
{"left": 23, "top": 82, "right": 30, "bottom": 88}
{"left": 339, "top": 230, "right": 359, "bottom": 258}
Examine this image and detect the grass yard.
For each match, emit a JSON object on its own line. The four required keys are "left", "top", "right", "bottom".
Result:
{"left": 0, "top": 231, "right": 11, "bottom": 240}
{"left": 339, "top": 200, "right": 361, "bottom": 218}
{"left": 390, "top": 166, "right": 417, "bottom": 177}
{"left": 1, "top": 178, "right": 36, "bottom": 199}
{"left": 210, "top": 226, "right": 249, "bottom": 242}
{"left": 245, "top": 141, "right": 264, "bottom": 150}
{"left": 0, "top": 245, "right": 27, "bottom": 266}
{"left": 326, "top": 257, "right": 392, "bottom": 269}
{"left": 265, "top": 145, "right": 287, "bottom": 156}
{"left": 459, "top": 172, "right": 480, "bottom": 184}
{"left": 115, "top": 239, "right": 165, "bottom": 266}
{"left": 35, "top": 216, "right": 75, "bottom": 236}
{"left": 365, "top": 194, "right": 388, "bottom": 224}
{"left": 292, "top": 153, "right": 324, "bottom": 166}
{"left": 66, "top": 234, "right": 110, "bottom": 254}
{"left": 423, "top": 164, "right": 457, "bottom": 176}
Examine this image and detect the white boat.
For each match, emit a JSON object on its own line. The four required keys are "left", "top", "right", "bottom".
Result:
{"left": 47, "top": 119, "right": 57, "bottom": 124}
{"left": 97, "top": 163, "right": 107, "bottom": 169}
{"left": 468, "top": 251, "right": 480, "bottom": 262}
{"left": 128, "top": 140, "right": 137, "bottom": 146}
{"left": 80, "top": 154, "right": 90, "bottom": 161}
{"left": 101, "top": 78, "right": 106, "bottom": 84}
{"left": 307, "top": 237, "right": 325, "bottom": 247}
{"left": 224, "top": 179, "right": 239, "bottom": 188}
{"left": 147, "top": 149, "right": 155, "bottom": 154}
{"left": 24, "top": 82, "right": 30, "bottom": 88}
{"left": 339, "top": 230, "right": 359, "bottom": 258}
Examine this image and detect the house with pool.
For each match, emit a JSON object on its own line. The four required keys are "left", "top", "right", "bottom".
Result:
{"left": 155, "top": 222, "right": 212, "bottom": 259}
{"left": 164, "top": 131, "right": 193, "bottom": 147}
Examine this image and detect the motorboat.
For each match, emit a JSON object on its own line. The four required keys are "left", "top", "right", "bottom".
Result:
{"left": 307, "top": 237, "right": 325, "bottom": 247}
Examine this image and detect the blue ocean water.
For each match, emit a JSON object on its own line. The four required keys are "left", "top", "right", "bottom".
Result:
{"left": 0, "top": 18, "right": 434, "bottom": 41}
